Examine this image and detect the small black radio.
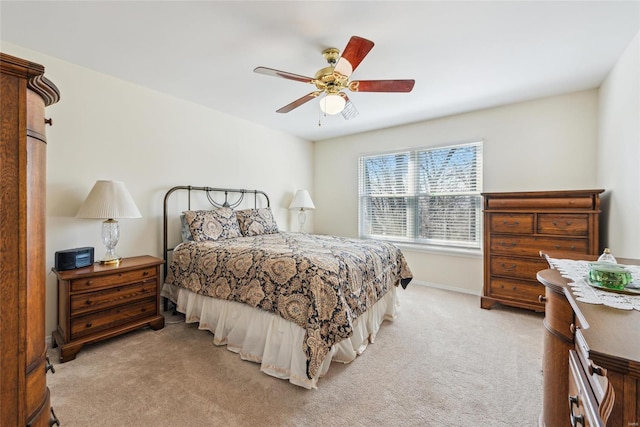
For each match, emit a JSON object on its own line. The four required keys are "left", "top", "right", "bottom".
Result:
{"left": 55, "top": 247, "right": 94, "bottom": 271}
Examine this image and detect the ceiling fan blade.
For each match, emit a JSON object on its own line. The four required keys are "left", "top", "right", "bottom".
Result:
{"left": 349, "top": 79, "right": 415, "bottom": 93}
{"left": 334, "top": 36, "right": 375, "bottom": 77}
{"left": 254, "top": 66, "right": 314, "bottom": 84}
{"left": 276, "top": 92, "right": 321, "bottom": 113}
{"left": 339, "top": 93, "right": 359, "bottom": 120}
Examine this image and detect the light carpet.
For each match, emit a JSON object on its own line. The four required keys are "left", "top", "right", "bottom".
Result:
{"left": 47, "top": 285, "right": 544, "bottom": 426}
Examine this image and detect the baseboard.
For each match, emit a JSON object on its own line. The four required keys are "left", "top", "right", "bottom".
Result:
{"left": 410, "top": 279, "right": 481, "bottom": 296}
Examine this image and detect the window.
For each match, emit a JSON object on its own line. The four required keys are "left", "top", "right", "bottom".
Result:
{"left": 358, "top": 141, "right": 483, "bottom": 249}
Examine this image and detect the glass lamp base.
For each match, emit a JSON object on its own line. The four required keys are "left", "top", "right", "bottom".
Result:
{"left": 101, "top": 219, "right": 121, "bottom": 265}
{"left": 297, "top": 209, "right": 307, "bottom": 233}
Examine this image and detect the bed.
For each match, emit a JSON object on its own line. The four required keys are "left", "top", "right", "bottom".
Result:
{"left": 161, "top": 186, "right": 412, "bottom": 389}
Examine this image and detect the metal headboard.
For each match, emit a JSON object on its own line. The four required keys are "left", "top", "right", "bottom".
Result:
{"left": 162, "top": 185, "right": 270, "bottom": 279}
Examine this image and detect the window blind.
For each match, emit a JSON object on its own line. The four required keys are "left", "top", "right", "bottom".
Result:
{"left": 359, "top": 141, "right": 483, "bottom": 248}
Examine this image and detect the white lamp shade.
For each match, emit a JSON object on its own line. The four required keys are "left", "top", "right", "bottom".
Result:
{"left": 289, "top": 190, "right": 315, "bottom": 210}
{"left": 76, "top": 180, "right": 142, "bottom": 219}
{"left": 319, "top": 93, "right": 346, "bottom": 115}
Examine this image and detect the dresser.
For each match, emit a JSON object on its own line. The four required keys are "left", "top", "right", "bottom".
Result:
{"left": 52, "top": 256, "right": 165, "bottom": 362}
{"left": 481, "top": 190, "right": 603, "bottom": 311}
{"left": 0, "top": 53, "right": 61, "bottom": 426}
{"left": 537, "top": 262, "right": 640, "bottom": 427}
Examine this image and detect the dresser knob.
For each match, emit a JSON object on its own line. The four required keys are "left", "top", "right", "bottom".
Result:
{"left": 143, "top": 271, "right": 149, "bottom": 276}
{"left": 85, "top": 299, "right": 92, "bottom": 305}
{"left": 570, "top": 323, "right": 577, "bottom": 334}
{"left": 86, "top": 280, "right": 93, "bottom": 286}
{"left": 538, "top": 295, "right": 547, "bottom": 303}
{"left": 86, "top": 322, "right": 92, "bottom": 328}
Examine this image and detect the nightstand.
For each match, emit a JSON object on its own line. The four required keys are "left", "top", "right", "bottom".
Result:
{"left": 51, "top": 255, "right": 165, "bottom": 362}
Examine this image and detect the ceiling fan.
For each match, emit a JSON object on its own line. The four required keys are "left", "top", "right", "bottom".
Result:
{"left": 254, "top": 36, "right": 415, "bottom": 120}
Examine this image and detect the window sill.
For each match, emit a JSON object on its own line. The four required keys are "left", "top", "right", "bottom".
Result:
{"left": 394, "top": 242, "right": 482, "bottom": 259}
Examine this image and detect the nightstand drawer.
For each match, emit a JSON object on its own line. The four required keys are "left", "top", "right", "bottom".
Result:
{"left": 537, "top": 214, "right": 589, "bottom": 236}
{"left": 70, "top": 266, "right": 156, "bottom": 292}
{"left": 490, "top": 214, "right": 534, "bottom": 234}
{"left": 70, "top": 298, "right": 156, "bottom": 340}
{"left": 70, "top": 278, "right": 157, "bottom": 316}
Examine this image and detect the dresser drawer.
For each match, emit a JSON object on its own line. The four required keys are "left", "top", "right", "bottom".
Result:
{"left": 490, "top": 214, "right": 534, "bottom": 234}
{"left": 568, "top": 350, "right": 603, "bottom": 427}
{"left": 488, "top": 277, "right": 545, "bottom": 306}
{"left": 70, "top": 278, "right": 157, "bottom": 316}
{"left": 490, "top": 255, "right": 549, "bottom": 280}
{"left": 537, "top": 214, "right": 589, "bottom": 236}
{"left": 487, "top": 196, "right": 595, "bottom": 209}
{"left": 490, "top": 235, "right": 588, "bottom": 256}
{"left": 70, "top": 266, "right": 157, "bottom": 292}
{"left": 70, "top": 298, "right": 156, "bottom": 340}
{"left": 575, "top": 330, "right": 609, "bottom": 405}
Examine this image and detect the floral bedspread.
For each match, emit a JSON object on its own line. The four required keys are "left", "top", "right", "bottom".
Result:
{"left": 165, "top": 232, "right": 413, "bottom": 378}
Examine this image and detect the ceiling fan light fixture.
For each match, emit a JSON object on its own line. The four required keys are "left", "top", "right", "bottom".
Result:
{"left": 319, "top": 93, "right": 346, "bottom": 115}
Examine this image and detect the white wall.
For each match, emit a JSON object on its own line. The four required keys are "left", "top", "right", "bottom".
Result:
{"left": 598, "top": 31, "right": 640, "bottom": 259}
{"left": 314, "top": 90, "right": 599, "bottom": 293}
{"left": 2, "top": 42, "right": 314, "bottom": 337}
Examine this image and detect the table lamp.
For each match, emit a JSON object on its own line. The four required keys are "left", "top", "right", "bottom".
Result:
{"left": 289, "top": 189, "right": 315, "bottom": 233}
{"left": 76, "top": 180, "right": 142, "bottom": 265}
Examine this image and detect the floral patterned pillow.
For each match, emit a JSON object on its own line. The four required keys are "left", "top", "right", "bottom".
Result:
{"left": 235, "top": 207, "right": 279, "bottom": 237}
{"left": 183, "top": 207, "right": 241, "bottom": 242}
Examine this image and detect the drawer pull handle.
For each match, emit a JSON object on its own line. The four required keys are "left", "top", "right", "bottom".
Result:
{"left": 588, "top": 364, "right": 604, "bottom": 376}
{"left": 538, "top": 295, "right": 547, "bottom": 303}
{"left": 499, "top": 241, "right": 517, "bottom": 248}
{"left": 502, "top": 220, "right": 519, "bottom": 226}
{"left": 568, "top": 395, "right": 585, "bottom": 426}
{"left": 570, "top": 323, "right": 577, "bottom": 334}
{"left": 50, "top": 407, "right": 60, "bottom": 427}
{"left": 86, "top": 322, "right": 92, "bottom": 328}
{"left": 44, "top": 117, "right": 53, "bottom": 126}
{"left": 552, "top": 220, "right": 572, "bottom": 227}
{"left": 500, "top": 263, "right": 517, "bottom": 271}
{"left": 143, "top": 271, "right": 149, "bottom": 276}
{"left": 86, "top": 280, "right": 93, "bottom": 286}
{"left": 45, "top": 356, "right": 55, "bottom": 374}
{"left": 85, "top": 299, "right": 92, "bottom": 305}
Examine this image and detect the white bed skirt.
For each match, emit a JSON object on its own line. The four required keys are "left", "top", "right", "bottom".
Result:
{"left": 161, "top": 283, "right": 399, "bottom": 389}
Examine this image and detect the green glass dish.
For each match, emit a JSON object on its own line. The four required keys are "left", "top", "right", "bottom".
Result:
{"left": 588, "top": 262, "right": 632, "bottom": 290}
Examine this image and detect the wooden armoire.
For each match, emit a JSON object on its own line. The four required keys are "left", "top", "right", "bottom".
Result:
{"left": 1, "top": 53, "right": 61, "bottom": 426}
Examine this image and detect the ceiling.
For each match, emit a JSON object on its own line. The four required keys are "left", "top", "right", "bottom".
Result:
{"left": 1, "top": 1, "right": 639, "bottom": 142}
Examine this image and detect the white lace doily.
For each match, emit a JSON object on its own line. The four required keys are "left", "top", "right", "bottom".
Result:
{"left": 545, "top": 257, "right": 640, "bottom": 311}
